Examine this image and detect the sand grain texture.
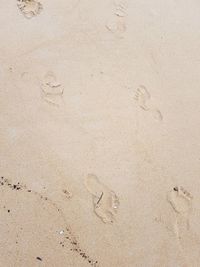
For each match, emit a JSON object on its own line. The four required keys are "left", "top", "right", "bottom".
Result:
{"left": 1, "top": 0, "right": 200, "bottom": 266}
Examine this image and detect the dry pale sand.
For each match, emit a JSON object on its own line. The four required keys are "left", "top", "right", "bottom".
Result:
{"left": 1, "top": 0, "right": 200, "bottom": 266}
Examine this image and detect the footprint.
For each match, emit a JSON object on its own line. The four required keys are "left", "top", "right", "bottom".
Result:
{"left": 40, "top": 72, "right": 64, "bottom": 106}
{"left": 106, "top": 18, "right": 126, "bottom": 38}
{"left": 168, "top": 187, "right": 200, "bottom": 266}
{"left": 106, "top": 1, "right": 127, "bottom": 38}
{"left": 167, "top": 186, "right": 192, "bottom": 214}
{"left": 114, "top": 0, "right": 127, "bottom": 16}
{"left": 167, "top": 186, "right": 193, "bottom": 239}
{"left": 85, "top": 174, "right": 120, "bottom": 224}
{"left": 17, "top": 0, "right": 43, "bottom": 19}
{"left": 152, "top": 108, "right": 163, "bottom": 122}
{"left": 134, "top": 85, "right": 163, "bottom": 121}
{"left": 134, "top": 85, "right": 151, "bottom": 111}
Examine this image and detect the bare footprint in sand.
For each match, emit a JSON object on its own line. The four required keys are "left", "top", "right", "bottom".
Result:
{"left": 134, "top": 85, "right": 163, "bottom": 121}
{"left": 106, "top": 18, "right": 126, "bottom": 38}
{"left": 17, "top": 0, "right": 43, "bottom": 19}
{"left": 167, "top": 186, "right": 193, "bottom": 239}
{"left": 152, "top": 108, "right": 163, "bottom": 121}
{"left": 106, "top": 1, "right": 127, "bottom": 38}
{"left": 85, "top": 174, "right": 120, "bottom": 224}
{"left": 134, "top": 85, "right": 151, "bottom": 111}
{"left": 40, "top": 71, "right": 64, "bottom": 106}
{"left": 168, "top": 186, "right": 192, "bottom": 214}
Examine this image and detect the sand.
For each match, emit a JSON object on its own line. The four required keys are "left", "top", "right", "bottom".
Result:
{"left": 1, "top": 0, "right": 200, "bottom": 266}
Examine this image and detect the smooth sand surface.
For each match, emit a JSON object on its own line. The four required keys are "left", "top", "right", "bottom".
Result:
{"left": 1, "top": 1, "right": 200, "bottom": 266}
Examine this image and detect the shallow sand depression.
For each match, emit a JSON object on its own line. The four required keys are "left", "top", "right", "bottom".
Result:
{"left": 1, "top": 0, "right": 200, "bottom": 266}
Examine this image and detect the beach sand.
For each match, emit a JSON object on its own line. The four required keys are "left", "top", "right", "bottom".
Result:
{"left": 1, "top": 0, "right": 200, "bottom": 266}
